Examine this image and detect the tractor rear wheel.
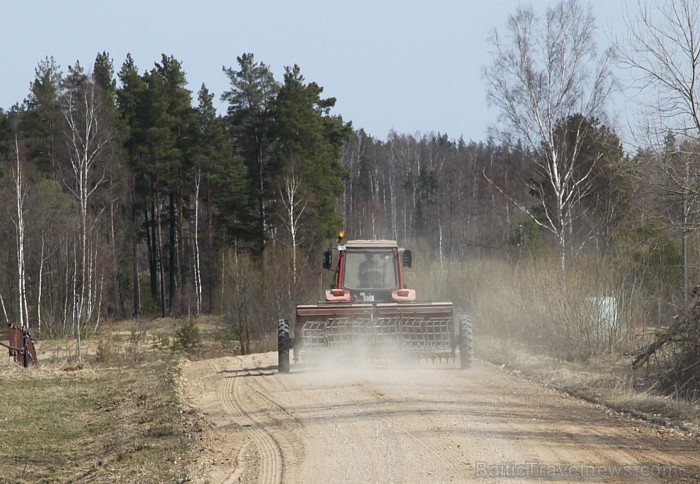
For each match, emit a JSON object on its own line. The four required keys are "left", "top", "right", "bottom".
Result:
{"left": 459, "top": 315, "right": 473, "bottom": 369}
{"left": 278, "top": 319, "right": 290, "bottom": 373}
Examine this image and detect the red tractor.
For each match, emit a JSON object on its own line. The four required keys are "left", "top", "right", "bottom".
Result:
{"left": 278, "top": 233, "right": 472, "bottom": 372}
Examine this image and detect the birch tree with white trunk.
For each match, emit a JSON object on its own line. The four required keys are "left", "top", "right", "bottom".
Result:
{"left": 483, "top": 0, "right": 614, "bottom": 270}
{"left": 12, "top": 136, "right": 30, "bottom": 331}
{"left": 62, "top": 68, "right": 110, "bottom": 359}
{"left": 278, "top": 164, "right": 307, "bottom": 288}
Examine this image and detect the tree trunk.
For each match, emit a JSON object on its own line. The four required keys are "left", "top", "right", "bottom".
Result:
{"left": 131, "top": 176, "right": 141, "bottom": 318}
{"left": 132, "top": 217, "right": 141, "bottom": 318}
{"left": 257, "top": 145, "right": 266, "bottom": 254}
{"left": 168, "top": 192, "right": 177, "bottom": 312}
{"left": 206, "top": 183, "right": 214, "bottom": 314}
{"left": 37, "top": 236, "right": 45, "bottom": 332}
{"left": 193, "top": 173, "right": 203, "bottom": 315}
{"left": 178, "top": 185, "right": 188, "bottom": 300}
{"left": 13, "top": 137, "right": 29, "bottom": 331}
{"left": 110, "top": 198, "right": 123, "bottom": 318}
{"left": 154, "top": 182, "right": 167, "bottom": 316}
{"left": 146, "top": 194, "right": 158, "bottom": 304}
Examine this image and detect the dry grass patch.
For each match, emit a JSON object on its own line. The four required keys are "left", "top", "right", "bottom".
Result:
{"left": 477, "top": 335, "right": 700, "bottom": 431}
{"left": 0, "top": 355, "right": 191, "bottom": 483}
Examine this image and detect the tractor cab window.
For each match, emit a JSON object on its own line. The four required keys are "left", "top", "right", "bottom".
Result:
{"left": 344, "top": 250, "right": 398, "bottom": 290}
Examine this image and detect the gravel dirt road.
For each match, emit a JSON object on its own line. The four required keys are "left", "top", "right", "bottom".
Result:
{"left": 180, "top": 352, "right": 700, "bottom": 483}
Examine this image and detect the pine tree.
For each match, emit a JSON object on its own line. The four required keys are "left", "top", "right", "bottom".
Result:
{"left": 222, "top": 53, "right": 279, "bottom": 254}
{"left": 20, "top": 56, "right": 63, "bottom": 178}
{"left": 272, "top": 64, "right": 351, "bottom": 245}
{"left": 194, "top": 84, "right": 249, "bottom": 312}
{"left": 117, "top": 54, "right": 148, "bottom": 316}
{"left": 141, "top": 55, "right": 196, "bottom": 314}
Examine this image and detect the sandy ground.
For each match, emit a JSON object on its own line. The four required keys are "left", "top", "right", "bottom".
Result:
{"left": 179, "top": 352, "right": 700, "bottom": 483}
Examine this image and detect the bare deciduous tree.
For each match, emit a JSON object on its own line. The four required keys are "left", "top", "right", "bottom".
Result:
{"left": 221, "top": 250, "right": 256, "bottom": 354}
{"left": 617, "top": 0, "right": 700, "bottom": 139}
{"left": 483, "top": 0, "right": 614, "bottom": 270}
{"left": 278, "top": 162, "right": 308, "bottom": 288}
{"left": 617, "top": 0, "right": 700, "bottom": 299}
{"left": 12, "top": 136, "right": 30, "bottom": 331}
{"left": 62, "top": 72, "right": 110, "bottom": 360}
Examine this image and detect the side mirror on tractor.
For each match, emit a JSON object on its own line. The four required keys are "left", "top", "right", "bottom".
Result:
{"left": 402, "top": 249, "right": 412, "bottom": 268}
{"left": 323, "top": 249, "right": 333, "bottom": 269}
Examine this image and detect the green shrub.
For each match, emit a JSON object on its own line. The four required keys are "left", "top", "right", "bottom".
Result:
{"left": 171, "top": 319, "right": 202, "bottom": 355}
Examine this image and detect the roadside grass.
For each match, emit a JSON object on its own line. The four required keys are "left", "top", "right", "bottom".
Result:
{"left": 0, "top": 358, "right": 191, "bottom": 483}
{"left": 0, "top": 317, "right": 232, "bottom": 483}
{"left": 476, "top": 336, "right": 700, "bottom": 431}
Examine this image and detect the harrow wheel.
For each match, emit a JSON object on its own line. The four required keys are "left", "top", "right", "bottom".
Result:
{"left": 278, "top": 319, "right": 291, "bottom": 373}
{"left": 459, "top": 315, "right": 473, "bottom": 369}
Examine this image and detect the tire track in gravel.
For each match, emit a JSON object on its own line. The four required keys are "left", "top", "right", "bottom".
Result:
{"left": 211, "top": 360, "right": 284, "bottom": 484}
{"left": 233, "top": 358, "right": 308, "bottom": 482}
{"left": 341, "top": 369, "right": 467, "bottom": 479}
{"left": 222, "top": 440, "right": 250, "bottom": 484}
{"left": 243, "top": 356, "right": 386, "bottom": 482}
{"left": 289, "top": 372, "right": 386, "bottom": 482}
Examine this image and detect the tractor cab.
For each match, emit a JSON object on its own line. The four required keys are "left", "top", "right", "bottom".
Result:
{"left": 323, "top": 234, "right": 414, "bottom": 303}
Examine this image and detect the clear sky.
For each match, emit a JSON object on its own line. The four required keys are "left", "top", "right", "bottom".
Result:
{"left": 0, "top": 1, "right": 630, "bottom": 143}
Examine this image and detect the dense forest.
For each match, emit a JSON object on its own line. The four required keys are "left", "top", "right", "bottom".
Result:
{"left": 1, "top": 1, "right": 699, "bottom": 389}
{"left": 0, "top": 50, "right": 687, "bottom": 330}
{"left": 0, "top": 51, "right": 355, "bottom": 332}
